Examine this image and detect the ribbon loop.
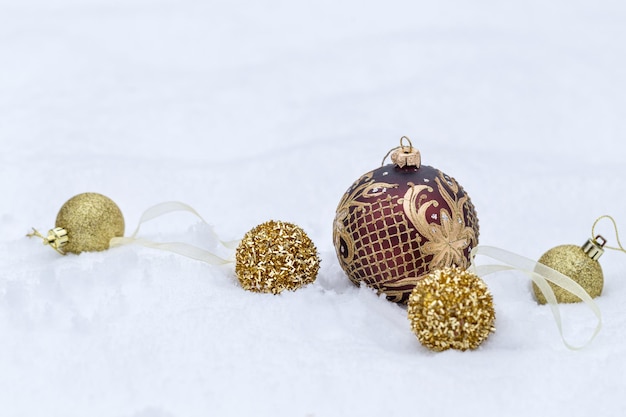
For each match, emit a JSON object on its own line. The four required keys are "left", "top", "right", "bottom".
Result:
{"left": 109, "top": 201, "right": 237, "bottom": 265}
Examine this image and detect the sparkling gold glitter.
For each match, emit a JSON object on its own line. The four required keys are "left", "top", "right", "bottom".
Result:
{"left": 407, "top": 267, "right": 495, "bottom": 351}
{"left": 55, "top": 192, "right": 125, "bottom": 254}
{"left": 533, "top": 245, "right": 604, "bottom": 304}
{"left": 235, "top": 220, "right": 320, "bottom": 294}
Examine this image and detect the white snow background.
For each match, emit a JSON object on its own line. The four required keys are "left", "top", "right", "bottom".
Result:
{"left": 1, "top": 0, "right": 625, "bottom": 416}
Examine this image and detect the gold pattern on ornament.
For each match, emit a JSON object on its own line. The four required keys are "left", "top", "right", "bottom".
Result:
{"left": 333, "top": 170, "right": 399, "bottom": 265}
{"left": 336, "top": 193, "right": 419, "bottom": 301}
{"left": 401, "top": 172, "right": 477, "bottom": 269}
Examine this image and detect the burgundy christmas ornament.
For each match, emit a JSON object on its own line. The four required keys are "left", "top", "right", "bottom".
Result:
{"left": 333, "top": 137, "right": 479, "bottom": 303}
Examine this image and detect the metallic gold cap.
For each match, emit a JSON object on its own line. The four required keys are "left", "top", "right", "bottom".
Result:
{"left": 581, "top": 235, "right": 606, "bottom": 261}
{"left": 27, "top": 226, "right": 69, "bottom": 255}
{"left": 390, "top": 136, "right": 421, "bottom": 168}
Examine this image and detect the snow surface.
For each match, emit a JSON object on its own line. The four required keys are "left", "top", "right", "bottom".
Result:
{"left": 1, "top": 0, "right": 626, "bottom": 416}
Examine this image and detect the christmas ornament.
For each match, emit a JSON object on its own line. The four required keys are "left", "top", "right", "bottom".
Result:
{"left": 533, "top": 215, "right": 626, "bottom": 304}
{"left": 28, "top": 192, "right": 124, "bottom": 254}
{"left": 333, "top": 137, "right": 479, "bottom": 303}
{"left": 533, "top": 237, "right": 605, "bottom": 304}
{"left": 407, "top": 266, "right": 495, "bottom": 351}
{"left": 235, "top": 220, "right": 320, "bottom": 294}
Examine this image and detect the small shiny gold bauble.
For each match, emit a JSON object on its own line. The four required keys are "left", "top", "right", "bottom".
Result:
{"left": 408, "top": 267, "right": 496, "bottom": 352}
{"left": 235, "top": 220, "right": 320, "bottom": 294}
{"left": 533, "top": 245, "right": 603, "bottom": 304}
{"left": 56, "top": 192, "right": 125, "bottom": 254}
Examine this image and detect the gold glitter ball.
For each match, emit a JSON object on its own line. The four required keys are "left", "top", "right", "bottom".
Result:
{"left": 55, "top": 192, "right": 125, "bottom": 254}
{"left": 533, "top": 245, "right": 603, "bottom": 304}
{"left": 407, "top": 267, "right": 496, "bottom": 352}
{"left": 235, "top": 220, "right": 320, "bottom": 294}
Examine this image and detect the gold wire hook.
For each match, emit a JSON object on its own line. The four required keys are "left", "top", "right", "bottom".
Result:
{"left": 26, "top": 227, "right": 45, "bottom": 240}
{"left": 591, "top": 215, "right": 626, "bottom": 254}
{"left": 381, "top": 147, "right": 399, "bottom": 166}
{"left": 400, "top": 136, "right": 414, "bottom": 152}
{"left": 382, "top": 136, "right": 416, "bottom": 166}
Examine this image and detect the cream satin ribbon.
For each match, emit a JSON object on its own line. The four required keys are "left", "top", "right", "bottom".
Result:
{"left": 112, "top": 203, "right": 609, "bottom": 349}
{"left": 470, "top": 246, "right": 602, "bottom": 350}
{"left": 109, "top": 201, "right": 238, "bottom": 265}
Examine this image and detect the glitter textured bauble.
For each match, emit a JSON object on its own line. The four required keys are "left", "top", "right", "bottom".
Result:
{"left": 333, "top": 140, "right": 479, "bottom": 303}
{"left": 408, "top": 267, "right": 495, "bottom": 352}
{"left": 235, "top": 220, "right": 320, "bottom": 294}
{"left": 533, "top": 244, "right": 604, "bottom": 304}
{"left": 55, "top": 192, "right": 125, "bottom": 254}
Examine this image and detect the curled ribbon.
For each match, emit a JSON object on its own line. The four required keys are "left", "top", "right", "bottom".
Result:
{"left": 109, "top": 201, "right": 238, "bottom": 265}
{"left": 470, "top": 246, "right": 602, "bottom": 350}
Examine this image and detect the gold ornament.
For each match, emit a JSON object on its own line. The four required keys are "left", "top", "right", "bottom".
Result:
{"left": 235, "top": 220, "right": 320, "bottom": 294}
{"left": 408, "top": 266, "right": 495, "bottom": 352}
{"left": 28, "top": 192, "right": 125, "bottom": 254}
{"left": 533, "top": 237, "right": 605, "bottom": 304}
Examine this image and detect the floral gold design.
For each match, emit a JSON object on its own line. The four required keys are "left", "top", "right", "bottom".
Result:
{"left": 401, "top": 172, "right": 477, "bottom": 269}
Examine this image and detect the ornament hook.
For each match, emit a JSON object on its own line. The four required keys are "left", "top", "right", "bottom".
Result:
{"left": 27, "top": 227, "right": 68, "bottom": 255}
{"left": 591, "top": 215, "right": 626, "bottom": 255}
{"left": 399, "top": 136, "right": 414, "bottom": 152}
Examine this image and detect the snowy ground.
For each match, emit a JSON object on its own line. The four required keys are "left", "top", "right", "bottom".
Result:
{"left": 1, "top": 1, "right": 626, "bottom": 416}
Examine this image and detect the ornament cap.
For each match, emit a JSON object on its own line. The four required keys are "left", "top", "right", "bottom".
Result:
{"left": 27, "top": 227, "right": 69, "bottom": 255}
{"left": 389, "top": 136, "right": 421, "bottom": 168}
{"left": 581, "top": 235, "right": 606, "bottom": 261}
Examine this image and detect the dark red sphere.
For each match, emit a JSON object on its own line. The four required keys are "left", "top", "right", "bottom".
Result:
{"left": 333, "top": 162, "right": 479, "bottom": 303}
